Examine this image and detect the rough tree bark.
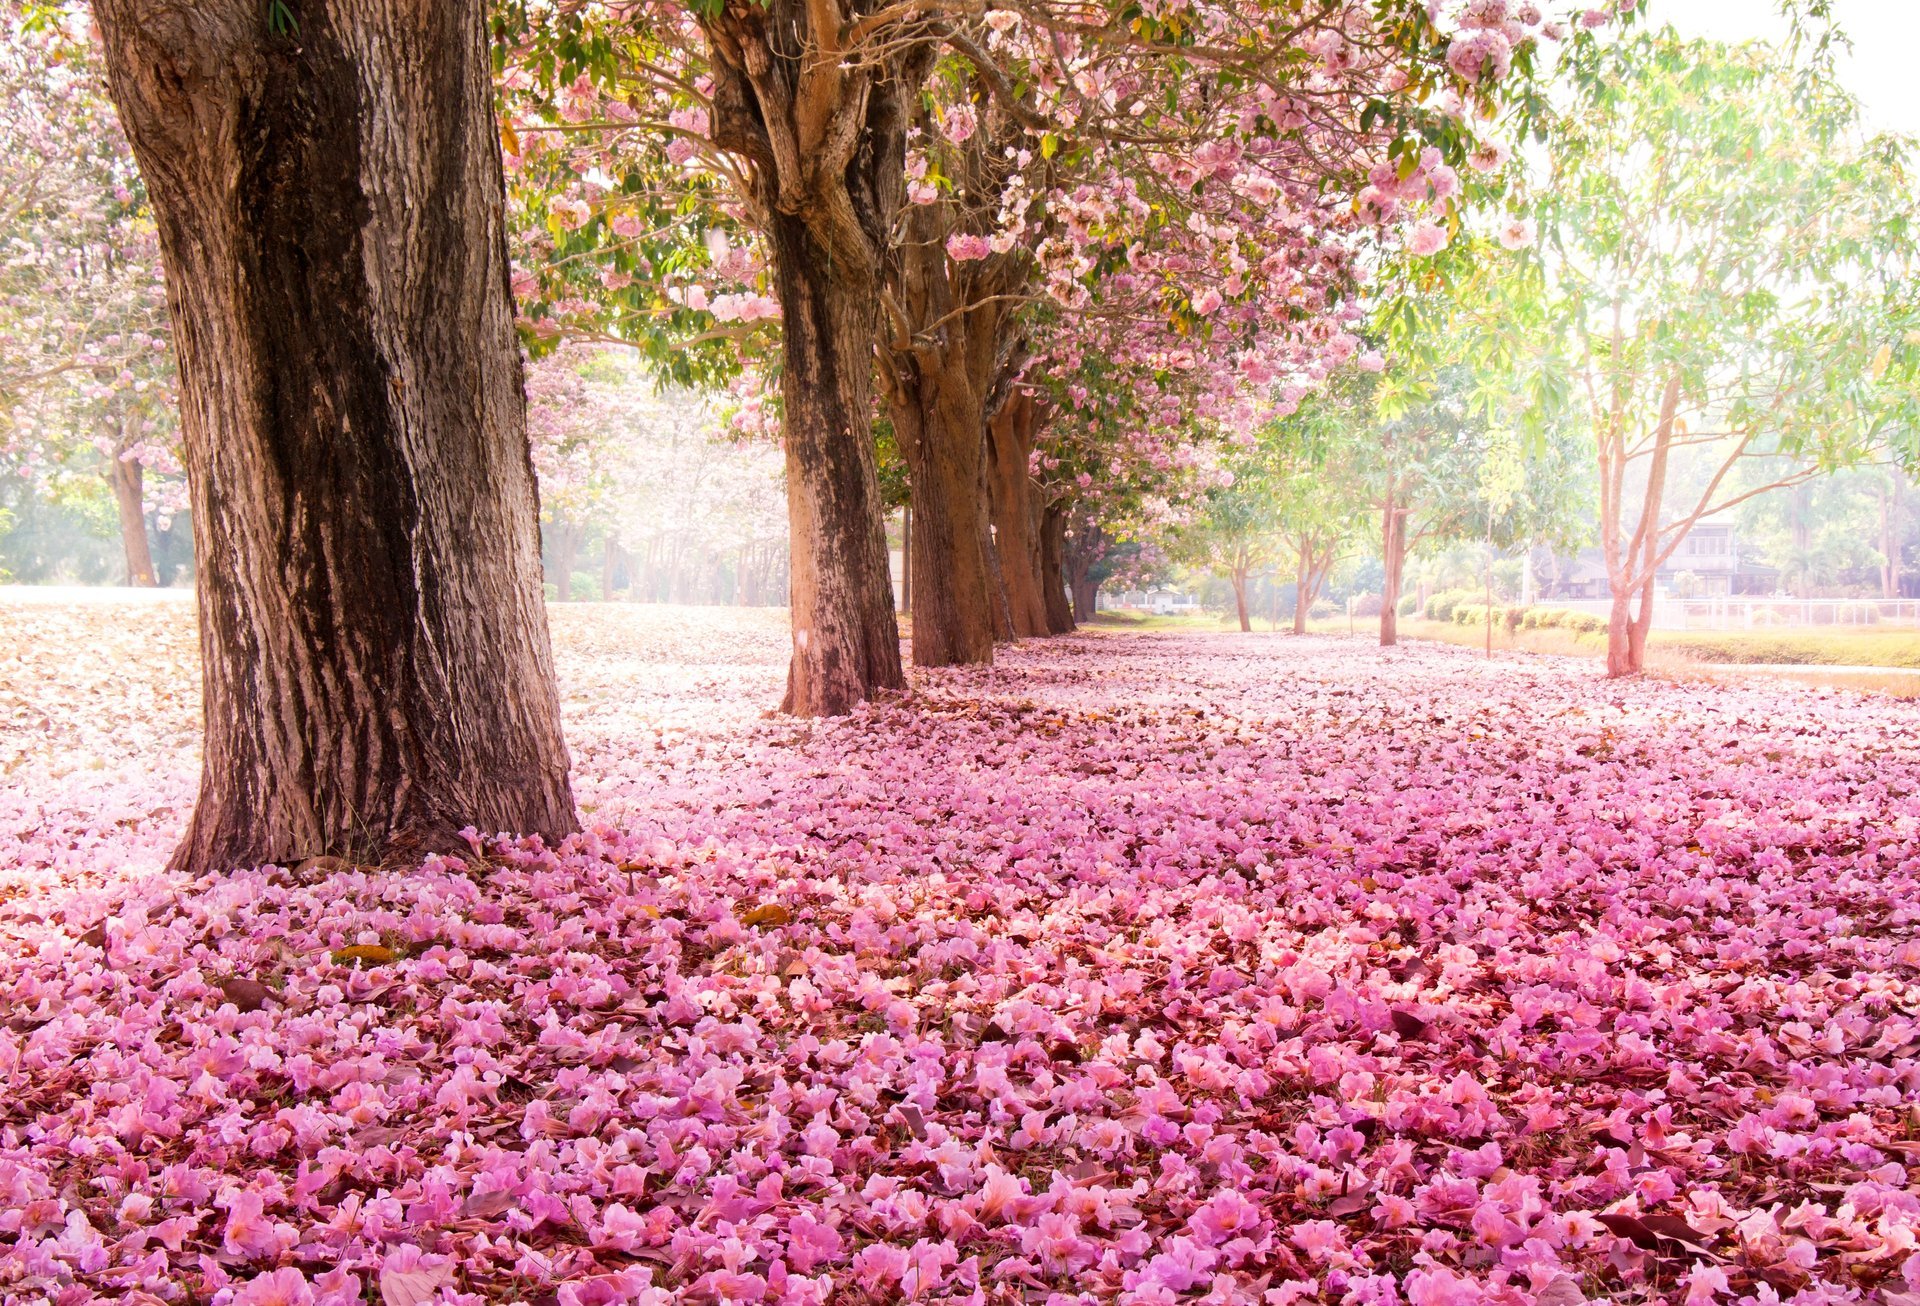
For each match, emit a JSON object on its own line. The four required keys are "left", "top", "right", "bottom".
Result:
{"left": 762, "top": 211, "right": 905, "bottom": 711}
{"left": 1038, "top": 502, "right": 1075, "bottom": 634}
{"left": 107, "top": 457, "right": 158, "bottom": 588}
{"left": 703, "top": 2, "right": 914, "bottom": 714}
{"left": 879, "top": 203, "right": 1009, "bottom": 667}
{"left": 985, "top": 394, "right": 1051, "bottom": 637}
{"left": 93, "top": 0, "right": 577, "bottom": 873}
{"left": 888, "top": 361, "right": 996, "bottom": 665}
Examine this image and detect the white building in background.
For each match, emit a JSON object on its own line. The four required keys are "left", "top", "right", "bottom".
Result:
{"left": 1548, "top": 520, "right": 1779, "bottom": 600}
{"left": 1101, "top": 589, "right": 1202, "bottom": 615}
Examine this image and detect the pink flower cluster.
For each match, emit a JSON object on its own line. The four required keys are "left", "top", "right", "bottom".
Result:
{"left": 3, "top": 598, "right": 1919, "bottom": 1305}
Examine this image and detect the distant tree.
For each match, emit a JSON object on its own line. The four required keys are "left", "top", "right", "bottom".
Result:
{"left": 1517, "top": 28, "right": 1920, "bottom": 674}
{"left": 0, "top": 5, "right": 178, "bottom": 586}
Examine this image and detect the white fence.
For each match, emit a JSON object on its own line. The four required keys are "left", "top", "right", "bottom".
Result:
{"left": 1549, "top": 598, "right": 1920, "bottom": 633}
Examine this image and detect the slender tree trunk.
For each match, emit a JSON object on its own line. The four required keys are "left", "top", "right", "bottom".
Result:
{"left": 1292, "top": 543, "right": 1312, "bottom": 635}
{"left": 766, "top": 210, "right": 906, "bottom": 714}
{"left": 1380, "top": 481, "right": 1405, "bottom": 648}
{"left": 900, "top": 504, "right": 912, "bottom": 612}
{"left": 107, "top": 457, "right": 158, "bottom": 587}
{"left": 1881, "top": 475, "right": 1903, "bottom": 599}
{"left": 95, "top": 0, "right": 576, "bottom": 873}
{"left": 1605, "top": 591, "right": 1637, "bottom": 676}
{"left": 1791, "top": 482, "right": 1813, "bottom": 599}
{"left": 603, "top": 532, "right": 619, "bottom": 601}
{"left": 986, "top": 395, "right": 1051, "bottom": 637}
{"left": 1601, "top": 374, "right": 1682, "bottom": 679}
{"left": 1231, "top": 567, "right": 1251, "bottom": 632}
{"left": 1039, "top": 501, "right": 1075, "bottom": 633}
{"left": 551, "top": 522, "right": 579, "bottom": 602}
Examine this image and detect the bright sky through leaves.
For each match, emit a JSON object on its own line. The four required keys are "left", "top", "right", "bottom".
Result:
{"left": 1663, "top": 0, "right": 1920, "bottom": 136}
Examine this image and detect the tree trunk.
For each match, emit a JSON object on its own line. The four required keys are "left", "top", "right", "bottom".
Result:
{"left": 94, "top": 0, "right": 576, "bottom": 873}
{"left": 1231, "top": 567, "right": 1251, "bottom": 632}
{"left": 1380, "top": 481, "right": 1405, "bottom": 648}
{"left": 1791, "top": 482, "right": 1813, "bottom": 599}
{"left": 766, "top": 209, "right": 905, "bottom": 714}
{"left": 1881, "top": 475, "right": 1903, "bottom": 600}
{"left": 1071, "top": 573, "right": 1099, "bottom": 624}
{"left": 107, "top": 457, "right": 158, "bottom": 587}
{"left": 1292, "top": 543, "right": 1312, "bottom": 635}
{"left": 985, "top": 515, "right": 1017, "bottom": 643}
{"left": 603, "top": 532, "right": 620, "bottom": 601}
{"left": 1038, "top": 501, "right": 1075, "bottom": 633}
{"left": 1065, "top": 518, "right": 1105, "bottom": 624}
{"left": 551, "top": 521, "right": 579, "bottom": 602}
{"left": 900, "top": 504, "right": 912, "bottom": 612}
{"left": 892, "top": 375, "right": 996, "bottom": 666}
{"left": 986, "top": 395, "right": 1051, "bottom": 637}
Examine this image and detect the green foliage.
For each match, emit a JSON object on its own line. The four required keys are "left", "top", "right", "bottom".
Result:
{"left": 1423, "top": 588, "right": 1480, "bottom": 621}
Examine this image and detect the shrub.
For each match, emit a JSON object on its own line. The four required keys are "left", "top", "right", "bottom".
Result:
{"left": 1425, "top": 589, "right": 1479, "bottom": 621}
{"left": 1310, "top": 599, "right": 1338, "bottom": 619}
{"left": 1505, "top": 605, "right": 1528, "bottom": 633}
{"left": 1350, "top": 594, "right": 1383, "bottom": 617}
{"left": 1566, "top": 612, "right": 1607, "bottom": 634}
{"left": 1398, "top": 593, "right": 1421, "bottom": 618}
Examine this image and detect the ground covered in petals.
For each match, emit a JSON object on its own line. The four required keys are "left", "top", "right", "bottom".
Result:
{"left": 4, "top": 596, "right": 1920, "bottom": 1306}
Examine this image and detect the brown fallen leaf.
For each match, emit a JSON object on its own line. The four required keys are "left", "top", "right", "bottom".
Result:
{"left": 741, "top": 903, "right": 792, "bottom": 929}
{"left": 1637, "top": 1213, "right": 1723, "bottom": 1259}
{"left": 462, "top": 1188, "right": 516, "bottom": 1218}
{"left": 332, "top": 944, "right": 398, "bottom": 966}
{"left": 380, "top": 1253, "right": 454, "bottom": 1306}
{"left": 1533, "top": 1276, "right": 1587, "bottom": 1306}
{"left": 1390, "top": 1009, "right": 1430, "bottom": 1040}
{"left": 78, "top": 923, "right": 107, "bottom": 949}
{"left": 1596, "top": 1212, "right": 1722, "bottom": 1260}
{"left": 218, "top": 977, "right": 274, "bottom": 1012}
{"left": 295, "top": 854, "right": 353, "bottom": 881}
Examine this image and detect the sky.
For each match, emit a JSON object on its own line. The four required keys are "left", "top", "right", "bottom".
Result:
{"left": 1656, "top": 0, "right": 1920, "bottom": 137}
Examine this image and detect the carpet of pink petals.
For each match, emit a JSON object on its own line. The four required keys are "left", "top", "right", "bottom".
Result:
{"left": 3, "top": 596, "right": 1920, "bottom": 1306}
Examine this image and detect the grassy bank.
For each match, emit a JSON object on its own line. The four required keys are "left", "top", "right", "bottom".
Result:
{"left": 1381, "top": 616, "right": 1920, "bottom": 669}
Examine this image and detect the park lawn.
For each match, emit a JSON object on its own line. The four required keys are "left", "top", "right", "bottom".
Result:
{"left": 1315, "top": 615, "right": 1920, "bottom": 672}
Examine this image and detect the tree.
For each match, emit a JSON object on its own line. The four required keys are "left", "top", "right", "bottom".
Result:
{"left": 497, "top": 0, "right": 1627, "bottom": 700}
{"left": 0, "top": 4, "right": 178, "bottom": 587}
{"left": 1172, "top": 459, "right": 1286, "bottom": 633}
{"left": 1525, "top": 28, "right": 1920, "bottom": 675}
{"left": 92, "top": 0, "right": 577, "bottom": 872}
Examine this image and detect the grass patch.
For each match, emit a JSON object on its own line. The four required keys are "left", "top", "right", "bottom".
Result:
{"left": 1326, "top": 616, "right": 1920, "bottom": 669}
{"left": 1655, "top": 630, "right": 1920, "bottom": 668}
{"left": 1088, "top": 610, "right": 1242, "bottom": 632}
